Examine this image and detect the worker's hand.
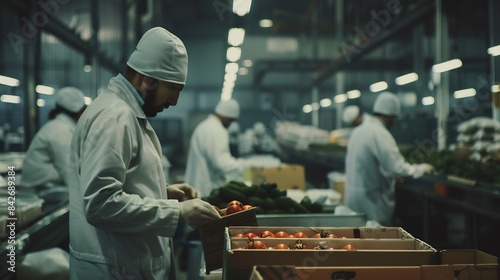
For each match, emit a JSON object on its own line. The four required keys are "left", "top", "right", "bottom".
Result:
{"left": 412, "top": 163, "right": 435, "bottom": 179}
{"left": 167, "top": 183, "right": 201, "bottom": 201}
{"left": 178, "top": 199, "right": 221, "bottom": 228}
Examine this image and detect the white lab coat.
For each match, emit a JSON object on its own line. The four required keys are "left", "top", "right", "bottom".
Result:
{"left": 184, "top": 115, "right": 243, "bottom": 197}
{"left": 67, "top": 75, "right": 179, "bottom": 280}
{"left": 22, "top": 114, "right": 76, "bottom": 187}
{"left": 345, "top": 117, "right": 417, "bottom": 226}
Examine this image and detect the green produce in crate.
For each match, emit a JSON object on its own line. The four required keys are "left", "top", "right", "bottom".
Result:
{"left": 218, "top": 186, "right": 247, "bottom": 204}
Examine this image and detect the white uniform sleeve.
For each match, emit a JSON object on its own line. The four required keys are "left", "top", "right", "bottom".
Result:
{"left": 80, "top": 117, "right": 179, "bottom": 237}
{"left": 204, "top": 127, "right": 243, "bottom": 177}
{"left": 373, "top": 129, "right": 417, "bottom": 178}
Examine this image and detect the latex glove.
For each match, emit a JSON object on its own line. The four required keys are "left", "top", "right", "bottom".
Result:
{"left": 412, "top": 163, "right": 435, "bottom": 179}
{"left": 179, "top": 198, "right": 221, "bottom": 228}
{"left": 167, "top": 183, "right": 201, "bottom": 201}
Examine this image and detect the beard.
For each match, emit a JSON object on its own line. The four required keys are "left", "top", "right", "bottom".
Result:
{"left": 142, "top": 99, "right": 158, "bottom": 117}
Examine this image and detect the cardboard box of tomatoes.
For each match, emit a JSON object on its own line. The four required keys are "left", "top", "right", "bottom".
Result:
{"left": 222, "top": 226, "right": 437, "bottom": 280}
{"left": 199, "top": 206, "right": 258, "bottom": 274}
{"left": 249, "top": 249, "right": 499, "bottom": 280}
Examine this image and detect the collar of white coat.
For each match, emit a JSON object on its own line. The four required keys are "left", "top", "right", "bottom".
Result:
{"left": 117, "top": 74, "right": 145, "bottom": 106}
{"left": 371, "top": 115, "right": 388, "bottom": 129}
{"left": 107, "top": 74, "right": 147, "bottom": 120}
{"left": 55, "top": 112, "right": 77, "bottom": 125}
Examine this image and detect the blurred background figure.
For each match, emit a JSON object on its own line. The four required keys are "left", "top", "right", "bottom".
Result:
{"left": 241, "top": 122, "right": 283, "bottom": 158}
{"left": 21, "top": 87, "right": 86, "bottom": 187}
{"left": 227, "top": 121, "right": 242, "bottom": 158}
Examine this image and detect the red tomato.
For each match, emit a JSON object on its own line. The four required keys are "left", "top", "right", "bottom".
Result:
{"left": 274, "top": 244, "right": 290, "bottom": 250}
{"left": 293, "top": 232, "right": 308, "bottom": 239}
{"left": 245, "top": 240, "right": 267, "bottom": 249}
{"left": 274, "top": 231, "right": 289, "bottom": 238}
{"left": 227, "top": 200, "right": 243, "bottom": 208}
{"left": 341, "top": 244, "right": 356, "bottom": 250}
{"left": 312, "top": 233, "right": 321, "bottom": 238}
{"left": 260, "top": 231, "right": 275, "bottom": 238}
{"left": 232, "top": 233, "right": 244, "bottom": 238}
{"left": 225, "top": 204, "right": 242, "bottom": 215}
{"left": 244, "top": 232, "right": 259, "bottom": 239}
{"left": 325, "top": 233, "right": 338, "bottom": 238}
{"left": 241, "top": 205, "right": 253, "bottom": 210}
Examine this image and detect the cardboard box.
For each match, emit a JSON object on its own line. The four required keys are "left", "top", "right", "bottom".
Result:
{"left": 249, "top": 250, "right": 499, "bottom": 280}
{"left": 199, "top": 207, "right": 258, "bottom": 274}
{"left": 246, "top": 164, "right": 306, "bottom": 190}
{"left": 224, "top": 227, "right": 437, "bottom": 280}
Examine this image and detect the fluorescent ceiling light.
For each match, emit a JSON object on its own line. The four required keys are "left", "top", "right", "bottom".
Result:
{"left": 432, "top": 59, "right": 462, "bottom": 73}
{"left": 334, "top": 94, "right": 348, "bottom": 103}
{"left": 233, "top": 0, "right": 252, "bottom": 16}
{"left": 238, "top": 67, "right": 248, "bottom": 75}
{"left": 36, "top": 85, "right": 55, "bottom": 95}
{"left": 487, "top": 45, "right": 500, "bottom": 56}
{"left": 228, "top": 28, "right": 245, "bottom": 46}
{"left": 84, "top": 97, "right": 92, "bottom": 105}
{"left": 302, "top": 104, "right": 312, "bottom": 113}
{"left": 422, "top": 96, "right": 434, "bottom": 106}
{"left": 369, "top": 81, "right": 388, "bottom": 92}
{"left": 346, "top": 90, "right": 361, "bottom": 99}
{"left": 395, "top": 72, "right": 419, "bottom": 85}
{"left": 491, "top": 85, "right": 500, "bottom": 93}
{"left": 0, "top": 94, "right": 21, "bottom": 104}
{"left": 454, "top": 88, "right": 476, "bottom": 99}
{"left": 37, "top": 99, "right": 45, "bottom": 107}
{"left": 320, "top": 98, "right": 332, "bottom": 107}
{"left": 224, "top": 73, "right": 237, "bottom": 83}
{"left": 0, "top": 75, "right": 20, "bottom": 87}
{"left": 83, "top": 65, "right": 92, "bottom": 72}
{"left": 311, "top": 102, "right": 320, "bottom": 110}
{"left": 259, "top": 19, "right": 273, "bottom": 28}
{"left": 221, "top": 91, "right": 232, "bottom": 101}
{"left": 225, "top": 62, "right": 239, "bottom": 74}
{"left": 223, "top": 81, "right": 235, "bottom": 89}
{"left": 226, "top": 47, "right": 241, "bottom": 62}
{"left": 242, "top": 59, "right": 253, "bottom": 67}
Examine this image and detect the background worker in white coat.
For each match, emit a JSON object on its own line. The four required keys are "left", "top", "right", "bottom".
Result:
{"left": 345, "top": 92, "right": 434, "bottom": 226}
{"left": 22, "top": 87, "right": 86, "bottom": 187}
{"left": 67, "top": 27, "right": 220, "bottom": 280}
{"left": 185, "top": 99, "right": 245, "bottom": 197}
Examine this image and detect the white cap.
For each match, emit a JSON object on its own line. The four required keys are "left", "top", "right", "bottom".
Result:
{"left": 228, "top": 122, "right": 240, "bottom": 133}
{"left": 342, "top": 105, "right": 360, "bottom": 125}
{"left": 373, "top": 92, "right": 401, "bottom": 116}
{"left": 56, "top": 87, "right": 86, "bottom": 113}
{"left": 127, "top": 27, "right": 188, "bottom": 85}
{"left": 215, "top": 99, "right": 240, "bottom": 119}
{"left": 253, "top": 122, "right": 265, "bottom": 135}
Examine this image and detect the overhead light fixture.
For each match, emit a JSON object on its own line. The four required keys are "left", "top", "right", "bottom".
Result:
{"left": 224, "top": 73, "right": 237, "bottom": 83}
{"left": 0, "top": 94, "right": 21, "bottom": 104}
{"left": 487, "top": 45, "right": 500, "bottom": 56}
{"left": 36, "top": 85, "right": 55, "bottom": 95}
{"left": 259, "top": 19, "right": 273, "bottom": 28}
{"left": 83, "top": 65, "right": 92, "bottom": 72}
{"left": 233, "top": 0, "right": 252, "bottom": 16}
{"left": 242, "top": 59, "right": 253, "bottom": 67}
{"left": 395, "top": 72, "right": 419, "bottom": 85}
{"left": 238, "top": 67, "right": 248, "bottom": 75}
{"left": 369, "top": 81, "right": 388, "bottom": 92}
{"left": 334, "top": 94, "right": 348, "bottom": 103}
{"left": 0, "top": 75, "right": 20, "bottom": 87}
{"left": 223, "top": 81, "right": 235, "bottom": 89}
{"left": 302, "top": 104, "right": 312, "bottom": 113}
{"left": 221, "top": 91, "right": 232, "bottom": 101}
{"left": 454, "top": 88, "right": 476, "bottom": 99}
{"left": 422, "top": 96, "right": 434, "bottom": 106}
{"left": 346, "top": 90, "right": 361, "bottom": 99}
{"left": 228, "top": 28, "right": 245, "bottom": 46}
{"left": 320, "top": 98, "right": 332, "bottom": 107}
{"left": 311, "top": 102, "right": 320, "bottom": 110}
{"left": 37, "top": 99, "right": 45, "bottom": 107}
{"left": 225, "top": 62, "right": 239, "bottom": 74}
{"left": 84, "top": 97, "right": 92, "bottom": 105}
{"left": 226, "top": 47, "right": 241, "bottom": 62}
{"left": 491, "top": 85, "right": 500, "bottom": 93}
{"left": 432, "top": 59, "right": 463, "bottom": 73}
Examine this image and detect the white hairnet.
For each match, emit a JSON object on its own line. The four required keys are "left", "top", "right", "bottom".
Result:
{"left": 342, "top": 105, "right": 360, "bottom": 124}
{"left": 253, "top": 122, "right": 265, "bottom": 135}
{"left": 215, "top": 99, "right": 240, "bottom": 118}
{"left": 56, "top": 87, "right": 86, "bottom": 113}
{"left": 228, "top": 122, "right": 240, "bottom": 133}
{"left": 127, "top": 27, "right": 188, "bottom": 85}
{"left": 373, "top": 92, "right": 401, "bottom": 116}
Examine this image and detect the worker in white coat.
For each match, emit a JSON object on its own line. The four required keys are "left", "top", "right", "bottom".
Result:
{"left": 67, "top": 27, "right": 220, "bottom": 280}
{"left": 185, "top": 99, "right": 245, "bottom": 197}
{"left": 227, "top": 121, "right": 242, "bottom": 158}
{"left": 345, "top": 92, "right": 434, "bottom": 226}
{"left": 22, "top": 87, "right": 86, "bottom": 187}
